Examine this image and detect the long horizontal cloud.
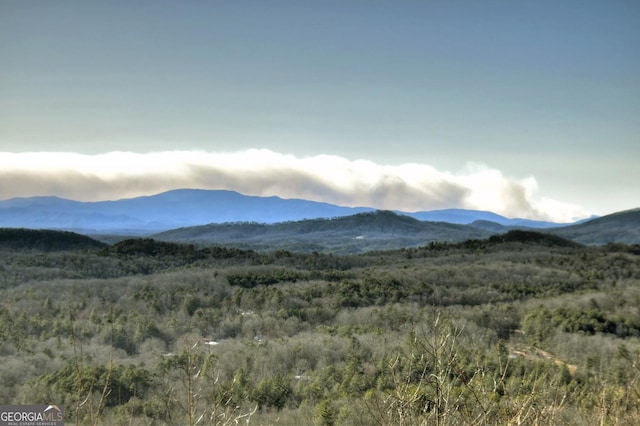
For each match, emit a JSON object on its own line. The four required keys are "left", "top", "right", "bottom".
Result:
{"left": 0, "top": 149, "right": 590, "bottom": 222}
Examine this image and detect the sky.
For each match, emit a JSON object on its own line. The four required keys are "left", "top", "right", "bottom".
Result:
{"left": 1, "top": 0, "right": 639, "bottom": 222}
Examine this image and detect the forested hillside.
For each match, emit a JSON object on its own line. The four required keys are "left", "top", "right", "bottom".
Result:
{"left": 550, "top": 208, "right": 640, "bottom": 245}
{"left": 152, "top": 208, "right": 640, "bottom": 253}
{"left": 152, "top": 210, "right": 494, "bottom": 254}
{"left": 0, "top": 231, "right": 639, "bottom": 425}
{"left": 0, "top": 228, "right": 106, "bottom": 251}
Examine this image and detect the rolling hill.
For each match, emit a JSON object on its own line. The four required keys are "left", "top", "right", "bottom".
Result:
{"left": 152, "top": 210, "right": 495, "bottom": 253}
{"left": 549, "top": 208, "right": 640, "bottom": 245}
{"left": 0, "top": 209, "right": 636, "bottom": 254}
{"left": 151, "top": 208, "right": 639, "bottom": 253}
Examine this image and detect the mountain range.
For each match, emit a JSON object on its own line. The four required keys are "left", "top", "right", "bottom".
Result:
{"left": 0, "top": 188, "right": 578, "bottom": 234}
{"left": 0, "top": 189, "right": 637, "bottom": 253}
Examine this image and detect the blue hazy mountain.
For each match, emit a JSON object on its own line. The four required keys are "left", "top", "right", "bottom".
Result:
{"left": 0, "top": 189, "right": 372, "bottom": 233}
{"left": 0, "top": 188, "right": 579, "bottom": 234}
{"left": 402, "top": 209, "right": 564, "bottom": 228}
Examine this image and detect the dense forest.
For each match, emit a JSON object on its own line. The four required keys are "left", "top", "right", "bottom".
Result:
{"left": 1, "top": 229, "right": 639, "bottom": 425}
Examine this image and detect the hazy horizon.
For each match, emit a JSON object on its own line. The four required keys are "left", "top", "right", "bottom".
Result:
{"left": 2, "top": 2, "right": 638, "bottom": 221}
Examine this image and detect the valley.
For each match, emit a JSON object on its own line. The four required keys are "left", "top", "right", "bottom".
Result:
{"left": 0, "top": 228, "right": 639, "bottom": 424}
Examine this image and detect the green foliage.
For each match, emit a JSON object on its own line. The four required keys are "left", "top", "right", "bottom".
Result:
{"left": 524, "top": 305, "right": 640, "bottom": 341}
{"left": 252, "top": 375, "right": 292, "bottom": 410}
{"left": 488, "top": 230, "right": 581, "bottom": 247}
{"left": 40, "top": 361, "right": 152, "bottom": 408}
{"left": 314, "top": 399, "right": 336, "bottom": 426}
{"left": 227, "top": 269, "right": 301, "bottom": 288}
{"left": 108, "top": 238, "right": 202, "bottom": 258}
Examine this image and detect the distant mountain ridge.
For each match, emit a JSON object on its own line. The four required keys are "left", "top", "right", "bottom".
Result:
{"left": 402, "top": 208, "right": 565, "bottom": 228}
{"left": 152, "top": 208, "right": 640, "bottom": 253}
{"left": 152, "top": 210, "right": 495, "bottom": 253}
{"left": 0, "top": 188, "right": 578, "bottom": 234}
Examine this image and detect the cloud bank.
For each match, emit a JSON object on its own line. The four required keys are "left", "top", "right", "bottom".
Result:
{"left": 0, "top": 150, "right": 590, "bottom": 222}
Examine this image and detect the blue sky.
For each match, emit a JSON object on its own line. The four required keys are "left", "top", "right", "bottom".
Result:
{"left": 1, "top": 1, "right": 638, "bottom": 221}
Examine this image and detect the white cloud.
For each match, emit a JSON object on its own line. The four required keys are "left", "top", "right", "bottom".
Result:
{"left": 0, "top": 149, "right": 591, "bottom": 222}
